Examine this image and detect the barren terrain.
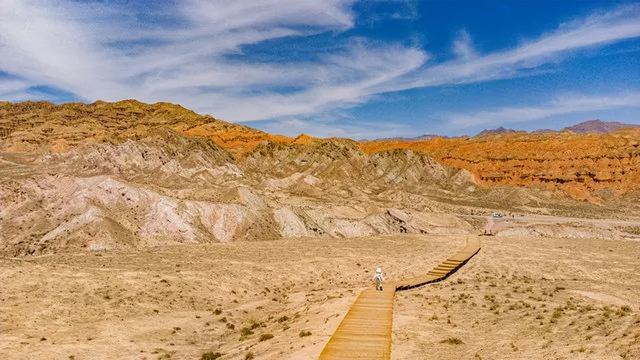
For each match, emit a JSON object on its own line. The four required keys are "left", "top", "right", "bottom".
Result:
{"left": 393, "top": 235, "right": 640, "bottom": 360}
{"left": 1, "top": 100, "right": 639, "bottom": 359}
{"left": 1, "top": 234, "right": 638, "bottom": 359}
{"left": 0, "top": 235, "right": 457, "bottom": 359}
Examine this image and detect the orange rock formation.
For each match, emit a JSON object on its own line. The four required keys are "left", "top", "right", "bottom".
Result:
{"left": 1, "top": 100, "right": 638, "bottom": 201}
{"left": 360, "top": 131, "right": 640, "bottom": 201}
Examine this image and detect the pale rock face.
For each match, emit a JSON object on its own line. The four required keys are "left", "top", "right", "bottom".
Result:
{"left": 303, "top": 175, "right": 320, "bottom": 186}
{"left": 387, "top": 208, "right": 410, "bottom": 223}
{"left": 186, "top": 202, "right": 250, "bottom": 243}
{"left": 273, "top": 207, "right": 309, "bottom": 237}
{"left": 262, "top": 173, "right": 307, "bottom": 190}
{"left": 238, "top": 187, "right": 267, "bottom": 210}
{"left": 209, "top": 164, "right": 243, "bottom": 178}
{"left": 140, "top": 197, "right": 197, "bottom": 244}
{"left": 332, "top": 219, "right": 376, "bottom": 238}
{"left": 451, "top": 169, "right": 477, "bottom": 186}
{"left": 38, "top": 206, "right": 103, "bottom": 245}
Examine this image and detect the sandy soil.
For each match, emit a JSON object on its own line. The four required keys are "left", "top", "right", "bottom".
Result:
{"left": 0, "top": 235, "right": 459, "bottom": 360}
{"left": 2, "top": 234, "right": 638, "bottom": 359}
{"left": 393, "top": 236, "right": 640, "bottom": 359}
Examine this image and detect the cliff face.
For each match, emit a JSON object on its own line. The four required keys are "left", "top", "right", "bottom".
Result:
{"left": 360, "top": 131, "right": 640, "bottom": 201}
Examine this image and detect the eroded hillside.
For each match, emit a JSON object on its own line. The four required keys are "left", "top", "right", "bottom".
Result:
{"left": 360, "top": 130, "right": 640, "bottom": 201}
{"left": 0, "top": 100, "right": 289, "bottom": 156}
{"left": 3, "top": 100, "right": 639, "bottom": 202}
{"left": 1, "top": 100, "right": 639, "bottom": 255}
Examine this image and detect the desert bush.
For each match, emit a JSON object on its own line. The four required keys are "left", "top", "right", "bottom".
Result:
{"left": 623, "top": 226, "right": 640, "bottom": 235}
{"left": 552, "top": 307, "right": 563, "bottom": 319}
{"left": 201, "top": 352, "right": 222, "bottom": 360}
{"left": 249, "top": 320, "right": 263, "bottom": 329}
{"left": 441, "top": 337, "right": 464, "bottom": 345}
{"left": 240, "top": 327, "right": 254, "bottom": 337}
{"left": 299, "top": 330, "right": 312, "bottom": 337}
{"left": 244, "top": 352, "right": 254, "bottom": 360}
{"left": 259, "top": 333, "right": 274, "bottom": 342}
{"left": 618, "top": 305, "right": 632, "bottom": 315}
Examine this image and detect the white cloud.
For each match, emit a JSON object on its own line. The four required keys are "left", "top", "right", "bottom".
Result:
{"left": 390, "top": 4, "right": 640, "bottom": 90}
{"left": 447, "top": 92, "right": 640, "bottom": 128}
{"left": 0, "top": 0, "right": 639, "bottom": 133}
{"left": 0, "top": 78, "right": 29, "bottom": 98}
{"left": 256, "top": 117, "right": 417, "bottom": 139}
{"left": 0, "top": 0, "right": 428, "bottom": 123}
{"left": 452, "top": 29, "right": 476, "bottom": 60}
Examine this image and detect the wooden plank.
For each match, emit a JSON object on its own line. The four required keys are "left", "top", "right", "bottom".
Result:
{"left": 318, "top": 237, "right": 481, "bottom": 360}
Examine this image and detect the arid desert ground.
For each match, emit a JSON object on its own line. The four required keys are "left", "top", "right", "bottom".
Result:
{"left": 1, "top": 102, "right": 640, "bottom": 359}
{"left": 2, "top": 0, "right": 640, "bottom": 357}
{"left": 1, "top": 231, "right": 639, "bottom": 359}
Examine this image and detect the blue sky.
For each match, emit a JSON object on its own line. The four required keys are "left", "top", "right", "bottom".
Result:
{"left": 0, "top": 1, "right": 639, "bottom": 138}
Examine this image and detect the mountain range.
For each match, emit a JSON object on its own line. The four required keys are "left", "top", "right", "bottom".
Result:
{"left": 1, "top": 100, "right": 638, "bottom": 255}
{"left": 381, "top": 120, "right": 639, "bottom": 141}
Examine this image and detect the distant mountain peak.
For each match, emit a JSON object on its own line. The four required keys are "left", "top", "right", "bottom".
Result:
{"left": 372, "top": 134, "right": 442, "bottom": 142}
{"left": 476, "top": 126, "right": 519, "bottom": 137}
{"left": 563, "top": 120, "right": 639, "bottom": 133}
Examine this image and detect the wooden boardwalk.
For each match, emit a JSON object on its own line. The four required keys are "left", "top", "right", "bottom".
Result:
{"left": 318, "top": 237, "right": 481, "bottom": 360}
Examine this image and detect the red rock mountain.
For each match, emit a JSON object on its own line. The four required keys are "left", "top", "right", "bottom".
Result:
{"left": 1, "top": 100, "right": 639, "bottom": 203}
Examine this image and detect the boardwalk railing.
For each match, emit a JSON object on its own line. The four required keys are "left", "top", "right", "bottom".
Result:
{"left": 318, "top": 237, "right": 481, "bottom": 360}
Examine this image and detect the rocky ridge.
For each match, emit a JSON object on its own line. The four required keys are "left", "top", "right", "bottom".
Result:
{"left": 1, "top": 100, "right": 639, "bottom": 255}
{"left": 361, "top": 129, "right": 640, "bottom": 201}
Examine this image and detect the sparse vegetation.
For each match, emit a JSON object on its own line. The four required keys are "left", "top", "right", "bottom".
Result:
{"left": 259, "top": 333, "right": 274, "bottom": 342}
{"left": 241, "top": 326, "right": 253, "bottom": 335}
{"left": 299, "top": 330, "right": 312, "bottom": 337}
{"left": 201, "top": 352, "right": 223, "bottom": 360}
{"left": 440, "top": 337, "right": 464, "bottom": 345}
{"left": 623, "top": 226, "right": 640, "bottom": 235}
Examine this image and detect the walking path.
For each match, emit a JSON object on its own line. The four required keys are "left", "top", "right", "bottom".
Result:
{"left": 318, "top": 237, "right": 481, "bottom": 360}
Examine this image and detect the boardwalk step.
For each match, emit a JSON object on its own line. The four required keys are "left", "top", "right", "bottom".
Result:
{"left": 318, "top": 238, "right": 481, "bottom": 360}
{"left": 444, "top": 261, "right": 462, "bottom": 266}
{"left": 434, "top": 264, "right": 457, "bottom": 270}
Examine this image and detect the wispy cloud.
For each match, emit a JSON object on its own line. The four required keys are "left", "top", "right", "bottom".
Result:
{"left": 392, "top": 4, "right": 640, "bottom": 90}
{"left": 452, "top": 29, "right": 476, "bottom": 60}
{"left": 0, "top": 0, "right": 639, "bottom": 133}
{"left": 447, "top": 91, "right": 640, "bottom": 128}
{"left": 0, "top": 78, "right": 29, "bottom": 98}
{"left": 254, "top": 117, "right": 416, "bottom": 139}
{"left": 0, "top": 0, "right": 428, "bottom": 122}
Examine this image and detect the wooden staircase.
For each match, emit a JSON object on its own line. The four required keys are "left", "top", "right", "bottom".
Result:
{"left": 318, "top": 237, "right": 481, "bottom": 359}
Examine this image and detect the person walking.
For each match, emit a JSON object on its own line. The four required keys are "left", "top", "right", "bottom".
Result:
{"left": 373, "top": 266, "right": 385, "bottom": 291}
